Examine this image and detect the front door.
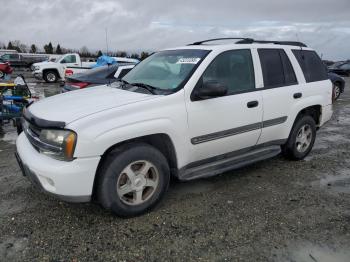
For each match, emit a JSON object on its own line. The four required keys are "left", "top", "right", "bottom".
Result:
{"left": 186, "top": 49, "right": 263, "bottom": 163}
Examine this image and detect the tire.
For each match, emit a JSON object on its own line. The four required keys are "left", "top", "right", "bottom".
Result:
{"left": 0, "top": 70, "right": 4, "bottom": 79}
{"left": 43, "top": 70, "right": 58, "bottom": 83}
{"left": 282, "top": 115, "right": 316, "bottom": 160}
{"left": 16, "top": 118, "right": 23, "bottom": 134}
{"left": 97, "top": 143, "right": 170, "bottom": 217}
{"left": 333, "top": 83, "right": 341, "bottom": 101}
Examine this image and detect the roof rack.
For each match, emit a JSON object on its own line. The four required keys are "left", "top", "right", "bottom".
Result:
{"left": 236, "top": 39, "right": 307, "bottom": 47}
{"left": 188, "top": 38, "right": 307, "bottom": 47}
{"left": 188, "top": 38, "right": 254, "bottom": 46}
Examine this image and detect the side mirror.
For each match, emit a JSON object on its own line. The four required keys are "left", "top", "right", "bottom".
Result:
{"left": 193, "top": 81, "right": 228, "bottom": 101}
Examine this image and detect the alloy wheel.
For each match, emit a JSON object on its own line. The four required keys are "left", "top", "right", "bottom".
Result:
{"left": 116, "top": 160, "right": 159, "bottom": 206}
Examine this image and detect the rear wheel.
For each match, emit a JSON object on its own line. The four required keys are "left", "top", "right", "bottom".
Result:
{"left": 43, "top": 70, "right": 58, "bottom": 83}
{"left": 97, "top": 143, "right": 170, "bottom": 217}
{"left": 282, "top": 115, "right": 316, "bottom": 160}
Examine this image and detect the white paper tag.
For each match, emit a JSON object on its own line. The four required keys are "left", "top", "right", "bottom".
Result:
{"left": 176, "top": 58, "right": 201, "bottom": 64}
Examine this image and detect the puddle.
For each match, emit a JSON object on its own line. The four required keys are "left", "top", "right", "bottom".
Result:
{"left": 275, "top": 243, "right": 350, "bottom": 262}
{"left": 0, "top": 125, "right": 18, "bottom": 145}
{"left": 320, "top": 134, "right": 348, "bottom": 143}
{"left": 312, "top": 169, "right": 350, "bottom": 194}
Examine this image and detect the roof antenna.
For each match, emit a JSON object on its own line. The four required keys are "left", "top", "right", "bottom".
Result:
{"left": 105, "top": 27, "right": 109, "bottom": 55}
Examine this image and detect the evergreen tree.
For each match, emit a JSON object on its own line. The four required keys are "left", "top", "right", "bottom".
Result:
{"left": 7, "top": 41, "right": 14, "bottom": 50}
{"left": 56, "top": 44, "right": 62, "bottom": 54}
{"left": 140, "top": 51, "right": 150, "bottom": 60}
{"left": 97, "top": 50, "right": 103, "bottom": 57}
{"left": 44, "top": 42, "right": 54, "bottom": 54}
{"left": 30, "top": 44, "right": 37, "bottom": 53}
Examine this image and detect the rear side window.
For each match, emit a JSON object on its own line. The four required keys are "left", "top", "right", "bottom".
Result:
{"left": 292, "top": 50, "right": 328, "bottom": 83}
{"left": 258, "top": 49, "right": 297, "bottom": 88}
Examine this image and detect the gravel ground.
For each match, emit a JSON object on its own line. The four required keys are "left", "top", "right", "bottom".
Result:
{"left": 0, "top": 71, "right": 349, "bottom": 262}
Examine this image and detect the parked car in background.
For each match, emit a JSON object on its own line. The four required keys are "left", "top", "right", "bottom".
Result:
{"left": 16, "top": 38, "right": 333, "bottom": 217}
{"left": 0, "top": 53, "right": 48, "bottom": 68}
{"left": 328, "top": 72, "right": 345, "bottom": 100}
{"left": 0, "top": 60, "right": 13, "bottom": 79}
{"left": 62, "top": 63, "right": 136, "bottom": 92}
{"left": 0, "top": 49, "right": 18, "bottom": 56}
{"left": 31, "top": 53, "right": 96, "bottom": 83}
{"left": 64, "top": 57, "right": 139, "bottom": 76}
{"left": 328, "top": 60, "right": 350, "bottom": 77}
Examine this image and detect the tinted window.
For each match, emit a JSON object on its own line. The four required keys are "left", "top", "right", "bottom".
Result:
{"left": 280, "top": 50, "right": 297, "bottom": 85}
{"left": 258, "top": 49, "right": 285, "bottom": 88}
{"left": 118, "top": 68, "right": 132, "bottom": 78}
{"left": 292, "top": 50, "right": 328, "bottom": 82}
{"left": 10, "top": 54, "right": 19, "bottom": 59}
{"left": 200, "top": 49, "right": 255, "bottom": 94}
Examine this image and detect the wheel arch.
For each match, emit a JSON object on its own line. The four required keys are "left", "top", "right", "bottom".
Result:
{"left": 91, "top": 133, "right": 178, "bottom": 200}
{"left": 293, "top": 105, "right": 322, "bottom": 128}
{"left": 42, "top": 68, "right": 60, "bottom": 80}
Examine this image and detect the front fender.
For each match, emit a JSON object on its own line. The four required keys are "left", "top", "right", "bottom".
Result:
{"left": 73, "top": 118, "right": 187, "bottom": 167}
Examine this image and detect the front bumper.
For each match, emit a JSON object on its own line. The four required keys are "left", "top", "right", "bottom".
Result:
{"left": 32, "top": 71, "right": 43, "bottom": 80}
{"left": 16, "top": 133, "right": 101, "bottom": 202}
{"left": 320, "top": 104, "right": 333, "bottom": 126}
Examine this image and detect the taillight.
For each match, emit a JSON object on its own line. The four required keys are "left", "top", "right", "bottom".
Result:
{"left": 65, "top": 69, "right": 74, "bottom": 76}
{"left": 70, "top": 82, "right": 90, "bottom": 89}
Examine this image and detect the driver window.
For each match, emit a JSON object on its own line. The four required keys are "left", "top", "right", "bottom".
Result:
{"left": 200, "top": 49, "right": 255, "bottom": 94}
{"left": 61, "top": 55, "right": 76, "bottom": 63}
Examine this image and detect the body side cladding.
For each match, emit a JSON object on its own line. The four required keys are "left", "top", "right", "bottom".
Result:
{"left": 191, "top": 116, "right": 287, "bottom": 145}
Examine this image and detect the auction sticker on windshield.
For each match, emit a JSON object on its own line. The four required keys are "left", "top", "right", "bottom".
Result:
{"left": 177, "top": 58, "right": 201, "bottom": 64}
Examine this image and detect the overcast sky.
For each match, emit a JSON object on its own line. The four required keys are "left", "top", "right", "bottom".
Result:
{"left": 1, "top": 0, "right": 349, "bottom": 60}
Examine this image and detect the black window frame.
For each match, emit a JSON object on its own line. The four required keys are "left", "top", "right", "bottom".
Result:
{"left": 191, "top": 49, "right": 256, "bottom": 101}
{"left": 258, "top": 48, "right": 298, "bottom": 89}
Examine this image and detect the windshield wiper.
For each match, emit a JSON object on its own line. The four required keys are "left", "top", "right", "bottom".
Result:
{"left": 130, "top": 82, "right": 157, "bottom": 94}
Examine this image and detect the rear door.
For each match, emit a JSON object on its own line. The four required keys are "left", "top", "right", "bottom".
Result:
{"left": 186, "top": 49, "right": 263, "bottom": 163}
{"left": 257, "top": 48, "right": 301, "bottom": 144}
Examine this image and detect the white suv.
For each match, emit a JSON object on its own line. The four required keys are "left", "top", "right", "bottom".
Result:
{"left": 16, "top": 38, "right": 333, "bottom": 217}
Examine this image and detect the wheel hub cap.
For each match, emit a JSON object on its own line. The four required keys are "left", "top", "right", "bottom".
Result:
{"left": 116, "top": 160, "right": 159, "bottom": 206}
{"left": 295, "top": 124, "right": 312, "bottom": 153}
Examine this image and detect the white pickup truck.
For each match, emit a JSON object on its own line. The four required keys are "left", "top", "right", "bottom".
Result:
{"left": 32, "top": 53, "right": 96, "bottom": 83}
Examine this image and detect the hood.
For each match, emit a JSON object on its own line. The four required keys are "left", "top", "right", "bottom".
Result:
{"left": 33, "top": 61, "right": 57, "bottom": 67}
{"left": 28, "top": 85, "right": 156, "bottom": 125}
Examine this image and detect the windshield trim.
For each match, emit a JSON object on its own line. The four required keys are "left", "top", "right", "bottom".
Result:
{"left": 121, "top": 49, "right": 212, "bottom": 95}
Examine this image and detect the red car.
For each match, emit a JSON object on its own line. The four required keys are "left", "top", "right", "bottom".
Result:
{"left": 0, "top": 61, "right": 13, "bottom": 79}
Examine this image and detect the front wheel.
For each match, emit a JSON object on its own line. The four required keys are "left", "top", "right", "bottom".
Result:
{"left": 97, "top": 143, "right": 170, "bottom": 217}
{"left": 43, "top": 70, "right": 58, "bottom": 83}
{"left": 0, "top": 70, "right": 4, "bottom": 79}
{"left": 282, "top": 115, "right": 316, "bottom": 160}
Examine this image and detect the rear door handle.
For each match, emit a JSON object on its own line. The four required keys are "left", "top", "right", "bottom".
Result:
{"left": 247, "top": 100, "right": 259, "bottom": 108}
{"left": 293, "top": 93, "right": 302, "bottom": 99}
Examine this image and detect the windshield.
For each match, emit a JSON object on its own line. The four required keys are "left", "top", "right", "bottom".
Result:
{"left": 122, "top": 49, "right": 210, "bottom": 91}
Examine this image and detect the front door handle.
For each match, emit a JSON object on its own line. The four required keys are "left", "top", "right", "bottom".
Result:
{"left": 247, "top": 100, "right": 259, "bottom": 108}
{"left": 294, "top": 93, "right": 302, "bottom": 99}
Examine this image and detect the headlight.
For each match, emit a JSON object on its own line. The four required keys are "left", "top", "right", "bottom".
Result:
{"left": 39, "top": 129, "right": 77, "bottom": 161}
{"left": 34, "top": 66, "right": 40, "bottom": 71}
